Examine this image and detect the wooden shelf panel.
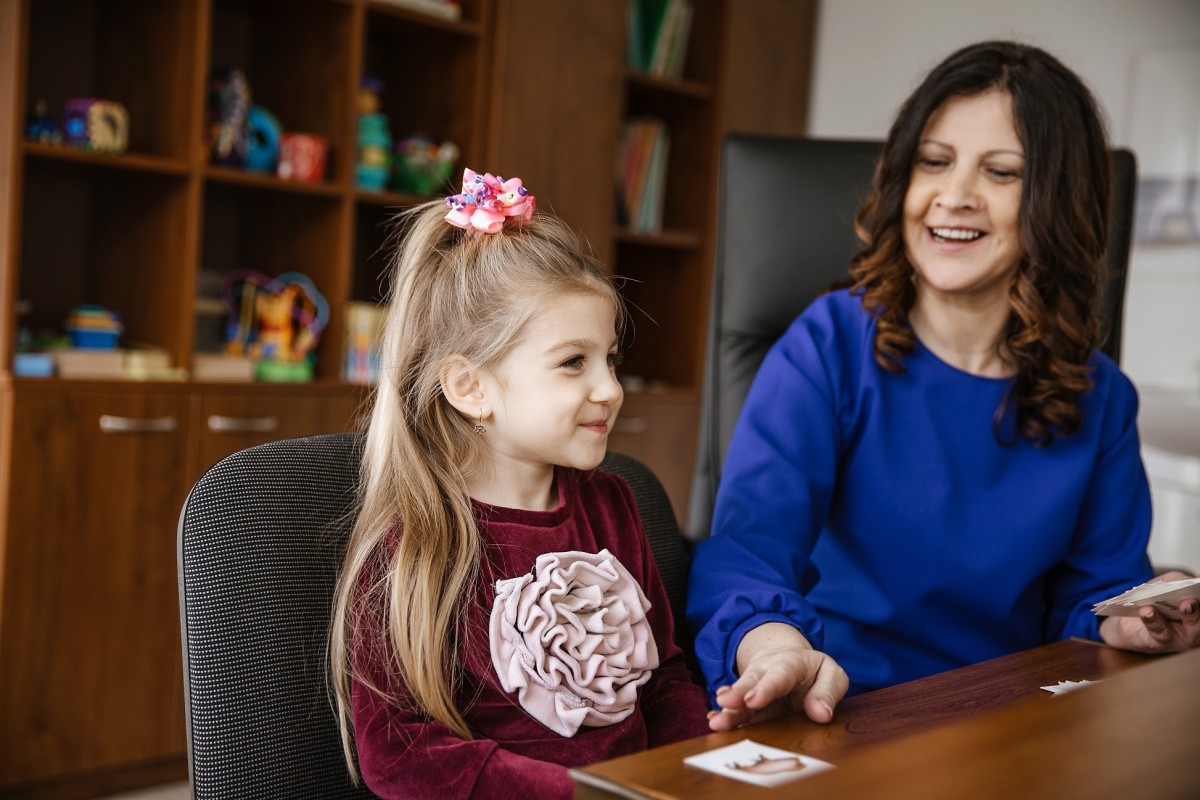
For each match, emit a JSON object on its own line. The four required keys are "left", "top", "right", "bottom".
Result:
{"left": 205, "top": 165, "right": 344, "bottom": 198}
{"left": 625, "top": 69, "right": 714, "bottom": 100}
{"left": 615, "top": 227, "right": 702, "bottom": 251}
{"left": 367, "top": 0, "right": 485, "bottom": 37}
{"left": 23, "top": 142, "right": 192, "bottom": 176}
{"left": 356, "top": 188, "right": 431, "bottom": 207}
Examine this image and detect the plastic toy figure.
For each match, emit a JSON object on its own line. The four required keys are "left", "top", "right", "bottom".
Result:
{"left": 356, "top": 77, "right": 392, "bottom": 191}
{"left": 25, "top": 99, "right": 61, "bottom": 145}
{"left": 208, "top": 68, "right": 250, "bottom": 166}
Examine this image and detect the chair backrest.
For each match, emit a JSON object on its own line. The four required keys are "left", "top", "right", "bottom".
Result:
{"left": 177, "top": 432, "right": 695, "bottom": 798}
{"left": 686, "top": 133, "right": 1138, "bottom": 541}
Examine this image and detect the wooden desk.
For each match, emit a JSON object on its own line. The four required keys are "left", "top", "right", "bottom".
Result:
{"left": 572, "top": 639, "right": 1192, "bottom": 799}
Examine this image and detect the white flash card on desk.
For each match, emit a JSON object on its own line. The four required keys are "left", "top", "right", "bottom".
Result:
{"left": 1041, "top": 679, "right": 1100, "bottom": 695}
{"left": 683, "top": 739, "right": 834, "bottom": 787}
{"left": 1092, "top": 576, "right": 1200, "bottom": 617}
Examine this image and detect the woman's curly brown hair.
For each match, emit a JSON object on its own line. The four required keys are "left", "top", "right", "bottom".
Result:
{"left": 849, "top": 40, "right": 1113, "bottom": 446}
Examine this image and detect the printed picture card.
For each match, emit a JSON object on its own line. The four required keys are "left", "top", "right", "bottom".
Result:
{"left": 683, "top": 738, "right": 835, "bottom": 787}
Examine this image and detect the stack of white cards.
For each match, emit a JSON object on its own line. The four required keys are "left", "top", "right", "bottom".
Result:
{"left": 1092, "top": 576, "right": 1200, "bottom": 617}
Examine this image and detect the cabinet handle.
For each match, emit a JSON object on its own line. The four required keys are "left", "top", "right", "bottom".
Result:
{"left": 613, "top": 417, "right": 649, "bottom": 435}
{"left": 98, "top": 415, "right": 178, "bottom": 434}
{"left": 207, "top": 415, "right": 280, "bottom": 434}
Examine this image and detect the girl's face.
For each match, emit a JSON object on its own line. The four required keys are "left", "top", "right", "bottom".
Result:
{"left": 903, "top": 89, "right": 1026, "bottom": 309}
{"left": 479, "top": 290, "right": 623, "bottom": 482}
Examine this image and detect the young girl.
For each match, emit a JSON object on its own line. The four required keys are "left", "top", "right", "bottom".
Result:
{"left": 330, "top": 170, "right": 712, "bottom": 798}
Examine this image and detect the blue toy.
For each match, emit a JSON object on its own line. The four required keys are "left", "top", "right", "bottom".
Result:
{"left": 244, "top": 105, "right": 282, "bottom": 173}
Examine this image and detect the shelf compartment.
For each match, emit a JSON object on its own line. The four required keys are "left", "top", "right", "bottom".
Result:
{"left": 24, "top": 0, "right": 201, "bottom": 160}
{"left": 208, "top": 0, "right": 355, "bottom": 183}
{"left": 614, "top": 242, "right": 707, "bottom": 390}
{"left": 352, "top": 202, "right": 411, "bottom": 304}
{"left": 363, "top": 3, "right": 488, "bottom": 176}
{"left": 18, "top": 158, "right": 193, "bottom": 360}
{"left": 199, "top": 182, "right": 347, "bottom": 379}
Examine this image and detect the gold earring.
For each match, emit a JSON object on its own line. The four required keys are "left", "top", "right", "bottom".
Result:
{"left": 473, "top": 411, "right": 486, "bottom": 434}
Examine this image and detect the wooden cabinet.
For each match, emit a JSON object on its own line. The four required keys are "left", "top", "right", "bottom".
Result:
{"left": 192, "top": 385, "right": 364, "bottom": 484}
{"left": 0, "top": 386, "right": 191, "bottom": 791}
{"left": 0, "top": 380, "right": 363, "bottom": 798}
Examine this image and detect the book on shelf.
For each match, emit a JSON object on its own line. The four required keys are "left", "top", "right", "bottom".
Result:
{"left": 637, "top": 129, "right": 670, "bottom": 233}
{"left": 628, "top": 0, "right": 693, "bottom": 80}
{"left": 615, "top": 117, "right": 669, "bottom": 234}
{"left": 342, "top": 301, "right": 387, "bottom": 385}
{"left": 373, "top": 0, "right": 462, "bottom": 21}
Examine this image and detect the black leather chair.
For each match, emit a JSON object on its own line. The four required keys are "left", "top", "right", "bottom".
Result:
{"left": 686, "top": 134, "right": 1137, "bottom": 541}
{"left": 177, "top": 432, "right": 695, "bottom": 798}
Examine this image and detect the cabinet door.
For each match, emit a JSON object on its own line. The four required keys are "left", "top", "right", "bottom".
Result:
{"left": 608, "top": 391, "right": 700, "bottom": 526}
{"left": 193, "top": 388, "right": 363, "bottom": 483}
{"left": 0, "top": 388, "right": 191, "bottom": 786}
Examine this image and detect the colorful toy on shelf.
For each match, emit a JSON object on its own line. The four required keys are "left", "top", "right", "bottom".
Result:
{"left": 277, "top": 133, "right": 328, "bottom": 182}
{"left": 62, "top": 98, "right": 129, "bottom": 153}
{"left": 64, "top": 304, "right": 123, "bottom": 349}
{"left": 393, "top": 135, "right": 459, "bottom": 195}
{"left": 221, "top": 269, "right": 329, "bottom": 382}
{"left": 243, "top": 105, "right": 283, "bottom": 173}
{"left": 207, "top": 68, "right": 250, "bottom": 166}
{"left": 25, "top": 99, "right": 62, "bottom": 145}
{"left": 355, "top": 76, "right": 393, "bottom": 191}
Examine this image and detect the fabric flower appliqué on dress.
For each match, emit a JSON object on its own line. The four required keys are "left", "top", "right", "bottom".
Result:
{"left": 444, "top": 168, "right": 536, "bottom": 234}
{"left": 489, "top": 549, "right": 659, "bottom": 737}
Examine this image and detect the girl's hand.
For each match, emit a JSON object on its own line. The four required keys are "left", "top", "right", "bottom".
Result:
{"left": 707, "top": 622, "right": 848, "bottom": 732}
{"left": 1100, "top": 571, "right": 1200, "bottom": 653}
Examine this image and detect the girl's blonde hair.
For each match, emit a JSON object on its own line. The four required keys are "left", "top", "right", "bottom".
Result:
{"left": 329, "top": 199, "right": 624, "bottom": 778}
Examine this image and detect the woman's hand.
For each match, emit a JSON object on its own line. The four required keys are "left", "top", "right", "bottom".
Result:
{"left": 1099, "top": 571, "right": 1200, "bottom": 653}
{"left": 707, "top": 622, "right": 848, "bottom": 732}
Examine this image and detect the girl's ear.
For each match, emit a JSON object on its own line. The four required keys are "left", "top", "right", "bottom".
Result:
{"left": 439, "top": 355, "right": 488, "bottom": 420}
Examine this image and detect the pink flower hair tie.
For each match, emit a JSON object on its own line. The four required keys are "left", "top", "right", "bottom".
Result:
{"left": 444, "top": 168, "right": 536, "bottom": 235}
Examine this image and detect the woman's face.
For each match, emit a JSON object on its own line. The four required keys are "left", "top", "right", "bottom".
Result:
{"left": 903, "top": 89, "right": 1025, "bottom": 308}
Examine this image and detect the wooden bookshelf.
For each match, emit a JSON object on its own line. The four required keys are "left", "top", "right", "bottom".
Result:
{"left": 0, "top": 0, "right": 489, "bottom": 796}
{"left": 0, "top": 0, "right": 814, "bottom": 795}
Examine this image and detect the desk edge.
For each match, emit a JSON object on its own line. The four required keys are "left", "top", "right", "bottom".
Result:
{"left": 570, "top": 767, "right": 660, "bottom": 800}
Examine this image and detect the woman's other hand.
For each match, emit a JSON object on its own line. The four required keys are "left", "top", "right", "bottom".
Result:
{"left": 1099, "top": 571, "right": 1200, "bottom": 653}
{"left": 706, "top": 622, "right": 848, "bottom": 732}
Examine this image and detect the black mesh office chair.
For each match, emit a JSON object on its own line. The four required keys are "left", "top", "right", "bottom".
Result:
{"left": 177, "top": 432, "right": 695, "bottom": 799}
{"left": 686, "top": 134, "right": 1137, "bottom": 541}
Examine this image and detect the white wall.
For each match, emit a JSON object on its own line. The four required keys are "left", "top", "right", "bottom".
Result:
{"left": 809, "top": 0, "right": 1200, "bottom": 571}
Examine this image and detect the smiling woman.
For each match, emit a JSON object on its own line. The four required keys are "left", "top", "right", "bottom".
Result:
{"left": 687, "top": 40, "right": 1200, "bottom": 737}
